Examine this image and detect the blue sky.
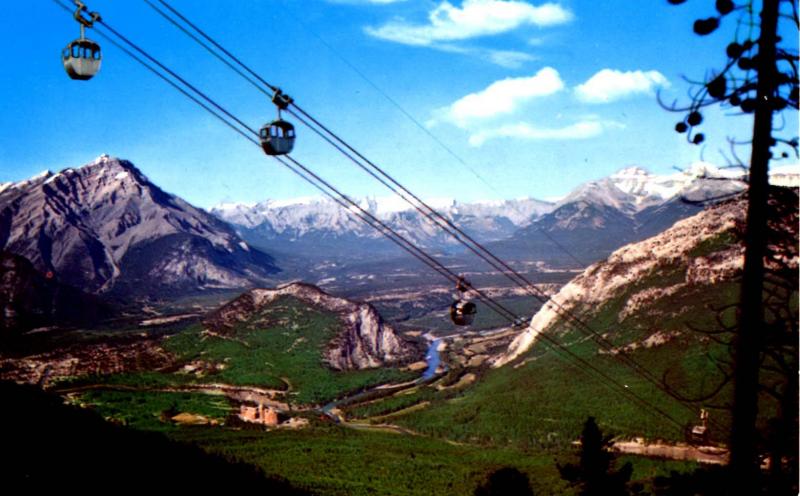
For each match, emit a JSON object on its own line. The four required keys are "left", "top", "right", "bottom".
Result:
{"left": 1, "top": 0, "right": 796, "bottom": 208}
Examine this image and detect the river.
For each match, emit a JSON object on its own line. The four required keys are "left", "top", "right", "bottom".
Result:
{"left": 421, "top": 338, "right": 442, "bottom": 381}
{"left": 321, "top": 337, "right": 444, "bottom": 421}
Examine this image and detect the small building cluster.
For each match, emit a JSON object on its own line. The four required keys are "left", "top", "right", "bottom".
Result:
{"left": 239, "top": 403, "right": 279, "bottom": 426}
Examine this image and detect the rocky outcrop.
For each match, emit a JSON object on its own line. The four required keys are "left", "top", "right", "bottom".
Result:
{"left": 0, "top": 155, "right": 278, "bottom": 297}
{"left": 206, "top": 282, "right": 419, "bottom": 370}
{"left": 494, "top": 188, "right": 798, "bottom": 367}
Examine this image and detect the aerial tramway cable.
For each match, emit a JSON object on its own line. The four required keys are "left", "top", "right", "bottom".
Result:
{"left": 143, "top": 0, "right": 726, "bottom": 434}
{"left": 142, "top": 0, "right": 724, "bottom": 432}
{"left": 50, "top": 0, "right": 713, "bottom": 435}
{"left": 52, "top": 0, "right": 517, "bottom": 323}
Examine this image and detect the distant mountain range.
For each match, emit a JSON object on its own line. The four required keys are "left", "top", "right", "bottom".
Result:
{"left": 213, "top": 163, "right": 798, "bottom": 265}
{"left": 0, "top": 156, "right": 278, "bottom": 299}
{"left": 2, "top": 155, "right": 796, "bottom": 306}
{"left": 488, "top": 164, "right": 756, "bottom": 265}
{"left": 211, "top": 196, "right": 553, "bottom": 259}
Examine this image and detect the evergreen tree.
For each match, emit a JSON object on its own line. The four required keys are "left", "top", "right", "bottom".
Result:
{"left": 664, "top": 2, "right": 798, "bottom": 491}
{"left": 558, "top": 417, "right": 633, "bottom": 496}
{"left": 474, "top": 467, "right": 534, "bottom": 496}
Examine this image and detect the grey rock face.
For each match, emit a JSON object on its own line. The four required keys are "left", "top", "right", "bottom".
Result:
{"left": 0, "top": 156, "right": 278, "bottom": 296}
{"left": 495, "top": 187, "right": 799, "bottom": 367}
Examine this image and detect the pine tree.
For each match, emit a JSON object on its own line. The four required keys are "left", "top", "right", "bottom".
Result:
{"left": 558, "top": 417, "right": 633, "bottom": 496}
{"left": 664, "top": 2, "right": 798, "bottom": 492}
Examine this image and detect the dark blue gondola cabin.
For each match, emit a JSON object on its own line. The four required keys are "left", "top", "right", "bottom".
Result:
{"left": 450, "top": 300, "right": 477, "bottom": 326}
{"left": 260, "top": 119, "right": 296, "bottom": 155}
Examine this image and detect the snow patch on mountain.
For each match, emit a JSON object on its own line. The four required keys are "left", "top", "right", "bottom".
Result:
{"left": 770, "top": 163, "right": 800, "bottom": 187}
{"left": 559, "top": 162, "right": 755, "bottom": 214}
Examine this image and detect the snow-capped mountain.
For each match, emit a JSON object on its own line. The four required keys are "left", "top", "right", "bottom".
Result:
{"left": 0, "top": 156, "right": 278, "bottom": 297}
{"left": 219, "top": 162, "right": 796, "bottom": 266}
{"left": 212, "top": 196, "right": 554, "bottom": 258}
{"left": 213, "top": 196, "right": 552, "bottom": 231}
{"left": 489, "top": 162, "right": 781, "bottom": 265}
{"left": 558, "top": 163, "right": 750, "bottom": 212}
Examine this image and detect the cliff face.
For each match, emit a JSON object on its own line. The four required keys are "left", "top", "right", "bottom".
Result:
{"left": 494, "top": 188, "right": 799, "bottom": 367}
{"left": 205, "top": 282, "right": 419, "bottom": 370}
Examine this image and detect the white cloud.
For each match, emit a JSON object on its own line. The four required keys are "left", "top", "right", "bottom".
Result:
{"left": 433, "top": 67, "right": 564, "bottom": 127}
{"left": 485, "top": 49, "right": 537, "bottom": 67}
{"left": 365, "top": 0, "right": 573, "bottom": 46}
{"left": 575, "top": 69, "right": 669, "bottom": 104}
{"left": 468, "top": 119, "right": 623, "bottom": 146}
{"left": 434, "top": 43, "right": 536, "bottom": 67}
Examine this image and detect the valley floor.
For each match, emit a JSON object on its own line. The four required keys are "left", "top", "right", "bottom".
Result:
{"left": 0, "top": 317, "right": 712, "bottom": 495}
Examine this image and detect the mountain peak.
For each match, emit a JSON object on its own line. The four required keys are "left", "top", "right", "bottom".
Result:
{"left": 81, "top": 155, "right": 144, "bottom": 178}
{"left": 1, "top": 156, "right": 277, "bottom": 295}
{"left": 612, "top": 166, "right": 651, "bottom": 177}
{"left": 683, "top": 161, "right": 744, "bottom": 180}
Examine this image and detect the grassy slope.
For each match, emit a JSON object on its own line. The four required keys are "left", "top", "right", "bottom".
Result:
{"left": 70, "top": 296, "right": 413, "bottom": 405}
{"left": 166, "top": 296, "right": 414, "bottom": 403}
{"left": 55, "top": 287, "right": 715, "bottom": 495}
{"left": 79, "top": 390, "right": 231, "bottom": 431}
{"left": 1, "top": 382, "right": 308, "bottom": 493}
{"left": 168, "top": 424, "right": 694, "bottom": 496}
{"left": 392, "top": 268, "right": 741, "bottom": 448}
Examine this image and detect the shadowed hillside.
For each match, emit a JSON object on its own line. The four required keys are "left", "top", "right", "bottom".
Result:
{"left": 0, "top": 381, "right": 310, "bottom": 493}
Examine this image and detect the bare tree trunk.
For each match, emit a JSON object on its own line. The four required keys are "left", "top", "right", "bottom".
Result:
{"left": 729, "top": 0, "right": 780, "bottom": 492}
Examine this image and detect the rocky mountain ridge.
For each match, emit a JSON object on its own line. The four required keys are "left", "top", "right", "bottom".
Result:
{"left": 214, "top": 162, "right": 796, "bottom": 264}
{"left": 0, "top": 156, "right": 278, "bottom": 297}
{"left": 494, "top": 187, "right": 799, "bottom": 367}
{"left": 205, "top": 282, "right": 418, "bottom": 370}
{"left": 486, "top": 163, "right": 780, "bottom": 265}
{"left": 212, "top": 196, "right": 554, "bottom": 259}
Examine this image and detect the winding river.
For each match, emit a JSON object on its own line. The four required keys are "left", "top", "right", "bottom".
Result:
{"left": 321, "top": 337, "right": 444, "bottom": 421}
{"left": 421, "top": 338, "right": 442, "bottom": 381}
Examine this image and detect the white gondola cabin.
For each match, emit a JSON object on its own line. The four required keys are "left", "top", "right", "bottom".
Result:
{"left": 62, "top": 39, "right": 102, "bottom": 80}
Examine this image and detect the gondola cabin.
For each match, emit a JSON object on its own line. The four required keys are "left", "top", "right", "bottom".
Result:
{"left": 62, "top": 39, "right": 102, "bottom": 80}
{"left": 260, "top": 119, "right": 296, "bottom": 156}
{"left": 450, "top": 300, "right": 477, "bottom": 326}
